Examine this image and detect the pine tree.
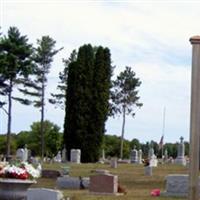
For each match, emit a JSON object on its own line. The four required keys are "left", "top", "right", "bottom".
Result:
{"left": 20, "top": 36, "right": 62, "bottom": 160}
{"left": 0, "top": 27, "right": 33, "bottom": 158}
{"left": 111, "top": 66, "right": 142, "bottom": 159}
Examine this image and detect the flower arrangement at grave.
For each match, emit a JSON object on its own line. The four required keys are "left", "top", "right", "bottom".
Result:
{"left": 143, "top": 158, "right": 150, "bottom": 167}
{"left": 0, "top": 161, "right": 41, "bottom": 180}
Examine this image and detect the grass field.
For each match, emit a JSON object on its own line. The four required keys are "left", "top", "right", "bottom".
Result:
{"left": 33, "top": 162, "right": 189, "bottom": 200}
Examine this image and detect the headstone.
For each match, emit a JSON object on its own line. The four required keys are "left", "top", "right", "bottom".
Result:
{"left": 102, "top": 149, "right": 105, "bottom": 160}
{"left": 54, "top": 151, "right": 62, "bottom": 163}
{"left": 110, "top": 158, "right": 117, "bottom": 168}
{"left": 164, "top": 149, "right": 168, "bottom": 162}
{"left": 89, "top": 173, "right": 118, "bottom": 195}
{"left": 130, "top": 147, "right": 138, "bottom": 163}
{"left": 148, "top": 147, "right": 154, "bottom": 159}
{"left": 61, "top": 166, "right": 70, "bottom": 176}
{"left": 56, "top": 176, "right": 89, "bottom": 189}
{"left": 42, "top": 170, "right": 62, "bottom": 178}
{"left": 144, "top": 166, "right": 152, "bottom": 176}
{"left": 16, "top": 148, "right": 25, "bottom": 161}
{"left": 175, "top": 137, "right": 186, "bottom": 166}
{"left": 24, "top": 144, "right": 28, "bottom": 161}
{"left": 92, "top": 169, "right": 110, "bottom": 174}
{"left": 162, "top": 174, "right": 193, "bottom": 197}
{"left": 70, "top": 149, "right": 81, "bottom": 163}
{"left": 62, "top": 147, "right": 67, "bottom": 163}
{"left": 27, "top": 188, "right": 64, "bottom": 200}
{"left": 148, "top": 147, "right": 158, "bottom": 167}
{"left": 138, "top": 149, "right": 143, "bottom": 164}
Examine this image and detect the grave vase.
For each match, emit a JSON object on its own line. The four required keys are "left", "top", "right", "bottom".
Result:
{"left": 0, "top": 178, "right": 36, "bottom": 200}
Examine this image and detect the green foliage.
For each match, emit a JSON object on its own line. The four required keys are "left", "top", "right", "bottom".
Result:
{"left": 28, "top": 120, "right": 62, "bottom": 158}
{"left": 164, "top": 142, "right": 178, "bottom": 158}
{"left": 110, "top": 66, "right": 142, "bottom": 159}
{"left": 16, "top": 131, "right": 30, "bottom": 148}
{"left": 0, "top": 26, "right": 34, "bottom": 157}
{"left": 19, "top": 36, "right": 62, "bottom": 159}
{"left": 130, "top": 138, "right": 141, "bottom": 149}
{"left": 64, "top": 44, "right": 112, "bottom": 162}
{"left": 0, "top": 134, "right": 17, "bottom": 155}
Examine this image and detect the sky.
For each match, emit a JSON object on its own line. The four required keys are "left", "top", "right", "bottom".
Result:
{"left": 0, "top": 0, "right": 199, "bottom": 144}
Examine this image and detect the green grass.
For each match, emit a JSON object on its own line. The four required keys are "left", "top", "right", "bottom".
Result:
{"left": 32, "top": 163, "right": 189, "bottom": 200}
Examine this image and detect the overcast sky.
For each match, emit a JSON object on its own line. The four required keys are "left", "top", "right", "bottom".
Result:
{"left": 1, "top": 0, "right": 199, "bottom": 143}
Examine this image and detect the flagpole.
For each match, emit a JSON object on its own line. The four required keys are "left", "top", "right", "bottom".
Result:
{"left": 161, "top": 107, "right": 166, "bottom": 159}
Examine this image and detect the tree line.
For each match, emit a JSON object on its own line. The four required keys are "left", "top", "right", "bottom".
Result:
{"left": 0, "top": 123, "right": 189, "bottom": 160}
{"left": 0, "top": 26, "right": 142, "bottom": 162}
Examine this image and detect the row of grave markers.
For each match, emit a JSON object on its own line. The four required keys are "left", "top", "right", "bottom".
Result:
{"left": 15, "top": 136, "right": 186, "bottom": 166}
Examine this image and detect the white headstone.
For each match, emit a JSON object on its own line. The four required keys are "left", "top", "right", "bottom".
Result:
{"left": 54, "top": 151, "right": 62, "bottom": 163}
{"left": 148, "top": 147, "right": 158, "bottom": 167}
{"left": 70, "top": 149, "right": 81, "bottom": 163}
{"left": 138, "top": 149, "right": 143, "bottom": 164}
{"left": 16, "top": 148, "right": 25, "bottom": 161}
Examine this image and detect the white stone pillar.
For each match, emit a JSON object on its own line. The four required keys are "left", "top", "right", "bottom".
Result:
{"left": 189, "top": 36, "right": 200, "bottom": 200}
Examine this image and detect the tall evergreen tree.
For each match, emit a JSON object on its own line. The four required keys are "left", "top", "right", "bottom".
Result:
{"left": 64, "top": 44, "right": 112, "bottom": 162}
{"left": 0, "top": 27, "right": 33, "bottom": 158}
{"left": 20, "top": 36, "right": 62, "bottom": 160}
{"left": 111, "top": 66, "right": 142, "bottom": 159}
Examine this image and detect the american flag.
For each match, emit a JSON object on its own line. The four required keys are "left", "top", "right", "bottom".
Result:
{"left": 159, "top": 135, "right": 164, "bottom": 150}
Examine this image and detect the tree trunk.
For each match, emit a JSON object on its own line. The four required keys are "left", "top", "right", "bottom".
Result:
{"left": 6, "top": 80, "right": 12, "bottom": 160}
{"left": 120, "top": 105, "right": 126, "bottom": 159}
{"left": 40, "top": 72, "right": 45, "bottom": 161}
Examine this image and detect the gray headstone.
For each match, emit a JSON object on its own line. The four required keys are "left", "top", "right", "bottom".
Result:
{"left": 24, "top": 145, "right": 28, "bottom": 161}
{"left": 56, "top": 176, "right": 89, "bottom": 189}
{"left": 110, "top": 158, "right": 117, "bottom": 168}
{"left": 61, "top": 148, "right": 67, "bottom": 163}
{"left": 144, "top": 166, "right": 152, "bottom": 176}
{"left": 175, "top": 137, "right": 186, "bottom": 166}
{"left": 102, "top": 149, "right": 105, "bottom": 160}
{"left": 27, "top": 188, "right": 64, "bottom": 200}
{"left": 161, "top": 174, "right": 195, "bottom": 197}
{"left": 130, "top": 147, "right": 138, "bottom": 163}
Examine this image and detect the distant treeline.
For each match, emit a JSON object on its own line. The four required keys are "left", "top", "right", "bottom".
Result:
{"left": 0, "top": 120, "right": 189, "bottom": 159}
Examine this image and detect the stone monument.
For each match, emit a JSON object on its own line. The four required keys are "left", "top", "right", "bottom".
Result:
{"left": 62, "top": 147, "right": 67, "bottom": 163}
{"left": 164, "top": 149, "right": 168, "bottom": 162}
{"left": 110, "top": 158, "right": 117, "bottom": 168}
{"left": 70, "top": 149, "right": 81, "bottom": 163}
{"left": 175, "top": 137, "right": 186, "bottom": 166}
{"left": 130, "top": 146, "right": 138, "bottom": 163}
{"left": 138, "top": 149, "right": 143, "bottom": 164}
{"left": 148, "top": 147, "right": 158, "bottom": 167}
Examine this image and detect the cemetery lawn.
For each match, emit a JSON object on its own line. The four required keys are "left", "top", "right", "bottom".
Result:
{"left": 33, "top": 163, "right": 188, "bottom": 200}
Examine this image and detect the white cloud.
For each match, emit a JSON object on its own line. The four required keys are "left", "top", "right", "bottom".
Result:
{"left": 0, "top": 0, "right": 197, "bottom": 143}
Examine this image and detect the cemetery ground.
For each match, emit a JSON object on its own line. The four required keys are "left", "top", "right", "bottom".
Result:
{"left": 33, "top": 162, "right": 188, "bottom": 200}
